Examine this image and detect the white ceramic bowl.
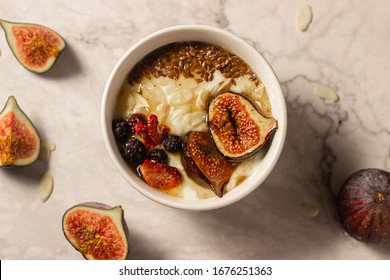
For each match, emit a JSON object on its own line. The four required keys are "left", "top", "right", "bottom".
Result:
{"left": 101, "top": 25, "right": 287, "bottom": 211}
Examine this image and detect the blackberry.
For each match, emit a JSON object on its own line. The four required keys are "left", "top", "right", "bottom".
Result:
{"left": 163, "top": 134, "right": 182, "bottom": 153}
{"left": 146, "top": 149, "right": 168, "bottom": 164}
{"left": 121, "top": 137, "right": 146, "bottom": 163}
{"left": 112, "top": 119, "right": 131, "bottom": 142}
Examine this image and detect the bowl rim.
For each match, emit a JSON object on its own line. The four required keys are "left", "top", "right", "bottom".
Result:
{"left": 101, "top": 24, "right": 287, "bottom": 211}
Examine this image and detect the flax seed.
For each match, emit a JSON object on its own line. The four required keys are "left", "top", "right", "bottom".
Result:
{"left": 127, "top": 41, "right": 260, "bottom": 85}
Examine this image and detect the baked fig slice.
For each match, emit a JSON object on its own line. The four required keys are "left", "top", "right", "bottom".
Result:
{"left": 0, "top": 96, "right": 41, "bottom": 167}
{"left": 207, "top": 91, "right": 277, "bottom": 161}
{"left": 62, "top": 202, "right": 130, "bottom": 260}
{"left": 181, "top": 131, "right": 237, "bottom": 197}
{"left": 337, "top": 168, "right": 390, "bottom": 244}
{"left": 0, "top": 19, "right": 65, "bottom": 73}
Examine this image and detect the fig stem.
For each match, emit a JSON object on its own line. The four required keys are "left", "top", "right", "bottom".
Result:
{"left": 375, "top": 192, "right": 385, "bottom": 203}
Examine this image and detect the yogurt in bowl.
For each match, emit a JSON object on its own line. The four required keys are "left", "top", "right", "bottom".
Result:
{"left": 101, "top": 25, "right": 287, "bottom": 210}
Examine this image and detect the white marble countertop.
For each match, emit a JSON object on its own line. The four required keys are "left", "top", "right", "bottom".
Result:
{"left": 1, "top": 0, "right": 389, "bottom": 260}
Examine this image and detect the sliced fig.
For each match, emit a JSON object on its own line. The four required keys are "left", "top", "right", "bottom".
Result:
{"left": 0, "top": 19, "right": 65, "bottom": 73}
{"left": 62, "top": 202, "right": 130, "bottom": 260}
{"left": 207, "top": 91, "right": 277, "bottom": 161}
{"left": 0, "top": 96, "right": 41, "bottom": 167}
{"left": 181, "top": 131, "right": 237, "bottom": 197}
{"left": 337, "top": 168, "right": 390, "bottom": 244}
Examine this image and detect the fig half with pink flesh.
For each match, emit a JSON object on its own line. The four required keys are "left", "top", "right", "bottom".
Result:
{"left": 181, "top": 131, "right": 237, "bottom": 197}
{"left": 62, "top": 202, "right": 130, "bottom": 260}
{"left": 337, "top": 168, "right": 390, "bottom": 244}
{"left": 207, "top": 91, "right": 277, "bottom": 161}
{"left": 0, "top": 19, "right": 65, "bottom": 73}
{"left": 0, "top": 96, "right": 41, "bottom": 167}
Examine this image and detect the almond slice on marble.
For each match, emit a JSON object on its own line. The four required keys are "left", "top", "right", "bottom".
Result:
{"left": 45, "top": 140, "right": 56, "bottom": 151}
{"left": 315, "top": 84, "right": 340, "bottom": 102}
{"left": 39, "top": 140, "right": 56, "bottom": 161}
{"left": 38, "top": 172, "right": 54, "bottom": 202}
{"left": 296, "top": 5, "right": 313, "bottom": 32}
{"left": 302, "top": 203, "right": 319, "bottom": 217}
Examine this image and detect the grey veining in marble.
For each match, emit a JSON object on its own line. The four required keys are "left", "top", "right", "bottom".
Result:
{"left": 0, "top": 0, "right": 389, "bottom": 259}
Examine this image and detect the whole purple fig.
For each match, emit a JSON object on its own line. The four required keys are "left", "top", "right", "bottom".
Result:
{"left": 337, "top": 168, "right": 390, "bottom": 244}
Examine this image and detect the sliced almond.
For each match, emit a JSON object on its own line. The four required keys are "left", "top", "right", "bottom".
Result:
{"left": 296, "top": 5, "right": 313, "bottom": 32}
{"left": 38, "top": 172, "right": 54, "bottom": 202}
{"left": 315, "top": 84, "right": 340, "bottom": 102}
{"left": 39, "top": 140, "right": 56, "bottom": 161}
{"left": 302, "top": 203, "right": 319, "bottom": 217}
{"left": 39, "top": 144, "right": 50, "bottom": 161}
{"left": 45, "top": 140, "right": 56, "bottom": 151}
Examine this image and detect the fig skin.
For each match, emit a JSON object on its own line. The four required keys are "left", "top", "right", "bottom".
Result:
{"left": 181, "top": 131, "right": 237, "bottom": 197}
{"left": 0, "top": 96, "right": 41, "bottom": 167}
{"left": 207, "top": 91, "right": 277, "bottom": 162}
{"left": 337, "top": 168, "right": 390, "bottom": 244}
{"left": 0, "top": 19, "right": 66, "bottom": 73}
{"left": 62, "top": 202, "right": 130, "bottom": 260}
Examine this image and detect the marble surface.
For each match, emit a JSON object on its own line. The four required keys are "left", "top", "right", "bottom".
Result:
{"left": 1, "top": 0, "right": 389, "bottom": 260}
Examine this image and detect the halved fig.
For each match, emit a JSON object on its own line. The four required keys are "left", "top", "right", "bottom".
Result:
{"left": 181, "top": 131, "right": 237, "bottom": 197}
{"left": 0, "top": 96, "right": 41, "bottom": 167}
{"left": 207, "top": 91, "right": 277, "bottom": 161}
{"left": 0, "top": 19, "right": 65, "bottom": 73}
{"left": 62, "top": 202, "right": 130, "bottom": 260}
{"left": 337, "top": 168, "right": 390, "bottom": 244}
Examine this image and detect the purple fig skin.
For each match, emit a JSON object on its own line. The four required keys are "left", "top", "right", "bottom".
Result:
{"left": 206, "top": 91, "right": 278, "bottom": 162}
{"left": 181, "top": 134, "right": 214, "bottom": 193}
{"left": 181, "top": 131, "right": 237, "bottom": 197}
{"left": 337, "top": 168, "right": 390, "bottom": 244}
